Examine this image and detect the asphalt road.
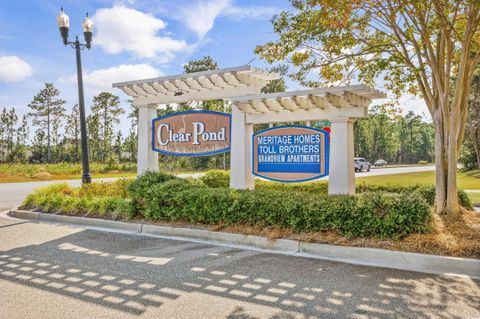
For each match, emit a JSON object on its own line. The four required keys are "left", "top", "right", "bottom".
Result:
{"left": 0, "top": 215, "right": 478, "bottom": 319}
{"left": 0, "top": 165, "right": 436, "bottom": 212}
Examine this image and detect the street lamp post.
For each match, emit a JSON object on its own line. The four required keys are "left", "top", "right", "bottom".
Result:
{"left": 57, "top": 8, "right": 93, "bottom": 184}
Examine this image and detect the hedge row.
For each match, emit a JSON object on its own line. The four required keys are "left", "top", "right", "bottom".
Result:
{"left": 29, "top": 169, "right": 478, "bottom": 239}
{"left": 199, "top": 170, "right": 473, "bottom": 209}
{"left": 23, "top": 183, "right": 132, "bottom": 220}
{"left": 127, "top": 172, "right": 432, "bottom": 239}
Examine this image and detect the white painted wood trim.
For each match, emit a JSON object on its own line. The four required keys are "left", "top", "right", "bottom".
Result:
{"left": 328, "top": 118, "right": 355, "bottom": 195}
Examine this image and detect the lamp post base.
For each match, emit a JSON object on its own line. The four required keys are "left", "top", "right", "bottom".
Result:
{"left": 82, "top": 175, "right": 92, "bottom": 184}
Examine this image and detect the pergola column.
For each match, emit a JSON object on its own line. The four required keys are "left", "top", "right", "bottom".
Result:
{"left": 230, "top": 104, "right": 254, "bottom": 189}
{"left": 137, "top": 104, "right": 159, "bottom": 175}
{"left": 328, "top": 117, "right": 355, "bottom": 195}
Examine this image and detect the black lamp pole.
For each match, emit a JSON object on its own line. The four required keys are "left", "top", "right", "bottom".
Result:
{"left": 58, "top": 8, "right": 92, "bottom": 184}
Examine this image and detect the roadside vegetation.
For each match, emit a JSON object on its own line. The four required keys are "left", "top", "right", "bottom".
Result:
{"left": 21, "top": 171, "right": 479, "bottom": 258}
{"left": 0, "top": 162, "right": 136, "bottom": 182}
{"left": 356, "top": 170, "right": 480, "bottom": 190}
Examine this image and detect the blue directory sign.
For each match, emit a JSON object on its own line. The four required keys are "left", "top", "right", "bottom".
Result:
{"left": 253, "top": 126, "right": 329, "bottom": 182}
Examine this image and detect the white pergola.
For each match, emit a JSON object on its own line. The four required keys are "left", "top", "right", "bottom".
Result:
{"left": 113, "top": 65, "right": 386, "bottom": 195}
{"left": 229, "top": 85, "right": 386, "bottom": 194}
{"left": 112, "top": 65, "right": 279, "bottom": 174}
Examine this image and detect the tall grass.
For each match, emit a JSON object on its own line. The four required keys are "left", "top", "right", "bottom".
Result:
{"left": 0, "top": 162, "right": 136, "bottom": 181}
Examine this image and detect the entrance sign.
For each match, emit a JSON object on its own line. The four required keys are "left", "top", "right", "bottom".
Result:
{"left": 253, "top": 126, "right": 329, "bottom": 182}
{"left": 152, "top": 110, "right": 231, "bottom": 156}
{"left": 114, "top": 63, "right": 384, "bottom": 193}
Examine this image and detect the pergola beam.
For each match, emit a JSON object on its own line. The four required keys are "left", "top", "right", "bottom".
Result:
{"left": 132, "top": 85, "right": 148, "bottom": 96}
{"left": 211, "top": 74, "right": 233, "bottom": 88}
{"left": 280, "top": 97, "right": 300, "bottom": 111}
{"left": 295, "top": 95, "right": 314, "bottom": 110}
{"left": 113, "top": 65, "right": 279, "bottom": 105}
{"left": 151, "top": 82, "right": 170, "bottom": 95}
{"left": 121, "top": 86, "right": 137, "bottom": 97}
{"left": 174, "top": 79, "right": 192, "bottom": 92}
{"left": 142, "top": 83, "right": 157, "bottom": 95}
{"left": 236, "top": 102, "right": 256, "bottom": 113}
{"left": 345, "top": 91, "right": 371, "bottom": 107}
{"left": 185, "top": 78, "right": 205, "bottom": 91}
{"left": 245, "top": 106, "right": 367, "bottom": 124}
{"left": 163, "top": 81, "right": 179, "bottom": 92}
{"left": 265, "top": 98, "right": 284, "bottom": 112}
{"left": 223, "top": 73, "right": 246, "bottom": 87}
{"left": 251, "top": 100, "right": 269, "bottom": 113}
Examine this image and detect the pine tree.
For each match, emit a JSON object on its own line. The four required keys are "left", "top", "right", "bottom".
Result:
{"left": 114, "top": 131, "right": 123, "bottom": 162}
{"left": 65, "top": 104, "right": 80, "bottom": 162}
{"left": 124, "top": 101, "right": 138, "bottom": 162}
{"left": 30, "top": 129, "right": 47, "bottom": 163}
{"left": 90, "top": 92, "right": 123, "bottom": 163}
{"left": 87, "top": 113, "right": 101, "bottom": 162}
{"left": 5, "top": 108, "right": 18, "bottom": 161}
{"left": 28, "top": 83, "right": 66, "bottom": 163}
{"left": 0, "top": 108, "right": 8, "bottom": 162}
{"left": 51, "top": 118, "right": 61, "bottom": 162}
{"left": 14, "top": 115, "right": 29, "bottom": 163}
{"left": 124, "top": 127, "right": 137, "bottom": 162}
{"left": 0, "top": 108, "right": 18, "bottom": 162}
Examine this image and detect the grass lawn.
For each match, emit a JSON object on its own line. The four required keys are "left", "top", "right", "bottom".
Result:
{"left": 356, "top": 170, "right": 480, "bottom": 190}
{"left": 467, "top": 192, "right": 480, "bottom": 205}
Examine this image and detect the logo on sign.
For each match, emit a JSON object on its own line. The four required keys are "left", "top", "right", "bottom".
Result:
{"left": 152, "top": 110, "right": 231, "bottom": 156}
{"left": 253, "top": 126, "right": 329, "bottom": 182}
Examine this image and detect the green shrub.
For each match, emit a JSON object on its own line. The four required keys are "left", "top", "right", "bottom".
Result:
{"left": 79, "top": 178, "right": 132, "bottom": 198}
{"left": 353, "top": 192, "right": 431, "bottom": 238}
{"left": 23, "top": 172, "right": 437, "bottom": 239}
{"left": 127, "top": 171, "right": 195, "bottom": 217}
{"left": 131, "top": 172, "right": 432, "bottom": 239}
{"left": 256, "top": 180, "right": 329, "bottom": 194}
{"left": 201, "top": 171, "right": 471, "bottom": 209}
{"left": 127, "top": 171, "right": 176, "bottom": 197}
{"left": 22, "top": 181, "right": 132, "bottom": 220}
{"left": 200, "top": 170, "right": 230, "bottom": 188}
{"left": 458, "top": 189, "right": 473, "bottom": 210}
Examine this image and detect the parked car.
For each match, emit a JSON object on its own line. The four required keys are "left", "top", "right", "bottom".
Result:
{"left": 374, "top": 159, "right": 388, "bottom": 167}
{"left": 354, "top": 157, "right": 371, "bottom": 172}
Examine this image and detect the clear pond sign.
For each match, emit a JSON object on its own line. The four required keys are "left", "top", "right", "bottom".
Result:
{"left": 152, "top": 110, "right": 231, "bottom": 156}
{"left": 152, "top": 111, "right": 329, "bottom": 182}
{"left": 253, "top": 126, "right": 329, "bottom": 182}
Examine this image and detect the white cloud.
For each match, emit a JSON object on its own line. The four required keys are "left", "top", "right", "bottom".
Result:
{"left": 157, "top": 0, "right": 281, "bottom": 39}
{"left": 61, "top": 64, "right": 162, "bottom": 93}
{"left": 178, "top": 0, "right": 230, "bottom": 39}
{"left": 0, "top": 56, "right": 33, "bottom": 83}
{"left": 398, "top": 94, "right": 430, "bottom": 118}
{"left": 92, "top": 5, "right": 189, "bottom": 60}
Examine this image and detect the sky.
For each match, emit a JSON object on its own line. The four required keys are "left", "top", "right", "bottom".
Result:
{"left": 0, "top": 0, "right": 430, "bottom": 136}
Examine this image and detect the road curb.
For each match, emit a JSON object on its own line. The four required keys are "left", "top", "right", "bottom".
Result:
{"left": 9, "top": 209, "right": 142, "bottom": 233}
{"left": 7, "top": 209, "right": 39, "bottom": 220}
{"left": 298, "top": 242, "right": 480, "bottom": 279}
{"left": 7, "top": 209, "right": 480, "bottom": 279}
{"left": 142, "top": 224, "right": 299, "bottom": 252}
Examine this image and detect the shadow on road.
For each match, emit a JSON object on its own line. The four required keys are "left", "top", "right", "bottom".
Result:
{"left": 0, "top": 229, "right": 478, "bottom": 318}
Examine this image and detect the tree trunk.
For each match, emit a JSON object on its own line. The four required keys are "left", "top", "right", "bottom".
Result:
{"left": 47, "top": 106, "right": 51, "bottom": 163}
{"left": 474, "top": 142, "right": 480, "bottom": 170}
{"left": 433, "top": 109, "right": 447, "bottom": 214}
{"left": 446, "top": 132, "right": 460, "bottom": 214}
